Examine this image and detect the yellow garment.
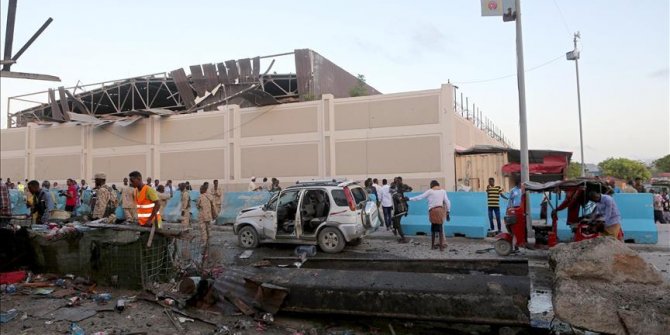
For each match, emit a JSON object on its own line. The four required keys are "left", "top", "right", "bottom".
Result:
{"left": 602, "top": 224, "right": 622, "bottom": 241}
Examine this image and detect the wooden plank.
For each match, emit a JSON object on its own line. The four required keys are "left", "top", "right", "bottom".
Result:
{"left": 202, "top": 63, "right": 218, "bottom": 91}
{"left": 216, "top": 62, "right": 229, "bottom": 84}
{"left": 238, "top": 58, "right": 252, "bottom": 82}
{"left": 225, "top": 60, "right": 239, "bottom": 83}
{"left": 252, "top": 56, "right": 260, "bottom": 79}
{"left": 47, "top": 88, "right": 64, "bottom": 121}
{"left": 57, "top": 87, "right": 71, "bottom": 121}
{"left": 189, "top": 65, "right": 207, "bottom": 97}
{"left": 169, "top": 68, "right": 195, "bottom": 108}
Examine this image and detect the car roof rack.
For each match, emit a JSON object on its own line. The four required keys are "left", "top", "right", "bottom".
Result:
{"left": 287, "top": 178, "right": 350, "bottom": 188}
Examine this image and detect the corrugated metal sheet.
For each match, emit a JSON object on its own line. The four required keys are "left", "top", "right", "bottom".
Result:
{"left": 455, "top": 152, "right": 509, "bottom": 191}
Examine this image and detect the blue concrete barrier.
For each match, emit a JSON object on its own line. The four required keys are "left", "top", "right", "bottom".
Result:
{"left": 216, "top": 191, "right": 273, "bottom": 225}
{"left": 401, "top": 192, "right": 489, "bottom": 238}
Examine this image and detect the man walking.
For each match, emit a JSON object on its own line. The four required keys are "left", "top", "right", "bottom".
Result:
{"left": 390, "top": 176, "right": 412, "bottom": 243}
{"left": 486, "top": 178, "right": 507, "bottom": 233}
{"left": 121, "top": 177, "right": 137, "bottom": 223}
{"left": 588, "top": 191, "right": 623, "bottom": 240}
{"left": 91, "top": 173, "right": 118, "bottom": 223}
{"left": 27, "top": 180, "right": 55, "bottom": 225}
{"left": 129, "top": 171, "right": 161, "bottom": 227}
{"left": 372, "top": 178, "right": 382, "bottom": 206}
{"left": 380, "top": 179, "right": 393, "bottom": 231}
{"left": 165, "top": 180, "right": 174, "bottom": 197}
{"left": 180, "top": 183, "right": 191, "bottom": 226}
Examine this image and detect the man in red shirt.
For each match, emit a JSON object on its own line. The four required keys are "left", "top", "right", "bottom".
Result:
{"left": 65, "top": 179, "right": 78, "bottom": 212}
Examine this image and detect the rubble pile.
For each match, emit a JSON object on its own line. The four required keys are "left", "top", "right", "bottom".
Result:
{"left": 549, "top": 237, "right": 670, "bottom": 335}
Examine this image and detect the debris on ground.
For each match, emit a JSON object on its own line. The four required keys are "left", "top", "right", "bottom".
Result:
{"left": 550, "top": 237, "right": 670, "bottom": 335}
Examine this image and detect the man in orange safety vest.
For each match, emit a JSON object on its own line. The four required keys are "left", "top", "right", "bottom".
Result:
{"left": 129, "top": 171, "right": 161, "bottom": 227}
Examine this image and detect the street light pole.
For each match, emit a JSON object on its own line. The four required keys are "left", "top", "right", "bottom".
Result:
{"left": 568, "top": 32, "right": 586, "bottom": 177}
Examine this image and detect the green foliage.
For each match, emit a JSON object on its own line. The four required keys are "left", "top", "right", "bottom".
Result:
{"left": 598, "top": 157, "right": 651, "bottom": 181}
{"left": 653, "top": 154, "right": 670, "bottom": 172}
{"left": 349, "top": 74, "right": 368, "bottom": 97}
{"left": 302, "top": 93, "right": 316, "bottom": 101}
{"left": 567, "top": 162, "right": 583, "bottom": 179}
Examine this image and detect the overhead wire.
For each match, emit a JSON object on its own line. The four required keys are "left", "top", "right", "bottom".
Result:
{"left": 453, "top": 53, "right": 565, "bottom": 85}
{"left": 551, "top": 0, "right": 572, "bottom": 36}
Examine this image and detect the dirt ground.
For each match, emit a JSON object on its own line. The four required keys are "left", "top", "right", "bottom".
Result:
{"left": 1, "top": 225, "right": 668, "bottom": 335}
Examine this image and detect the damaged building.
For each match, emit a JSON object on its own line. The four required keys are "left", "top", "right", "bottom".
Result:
{"left": 1, "top": 49, "right": 509, "bottom": 191}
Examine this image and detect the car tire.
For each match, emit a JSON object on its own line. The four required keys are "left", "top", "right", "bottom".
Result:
{"left": 317, "top": 227, "right": 346, "bottom": 253}
{"left": 347, "top": 237, "right": 363, "bottom": 246}
{"left": 238, "top": 225, "right": 259, "bottom": 249}
{"left": 494, "top": 239, "right": 512, "bottom": 256}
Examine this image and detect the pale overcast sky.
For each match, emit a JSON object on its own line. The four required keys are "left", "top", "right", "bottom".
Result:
{"left": 1, "top": 0, "right": 668, "bottom": 164}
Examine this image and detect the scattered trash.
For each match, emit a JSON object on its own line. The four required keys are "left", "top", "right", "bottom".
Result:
{"left": 0, "top": 271, "right": 27, "bottom": 285}
{"left": 45, "top": 320, "right": 54, "bottom": 325}
{"left": 65, "top": 274, "right": 75, "bottom": 280}
{"left": 55, "top": 279, "right": 66, "bottom": 287}
{"left": 5, "top": 284, "right": 17, "bottom": 294}
{"left": 0, "top": 309, "right": 19, "bottom": 324}
{"left": 94, "top": 293, "right": 112, "bottom": 304}
{"left": 115, "top": 299, "right": 125, "bottom": 312}
{"left": 178, "top": 277, "right": 201, "bottom": 295}
{"left": 233, "top": 319, "right": 252, "bottom": 330}
{"left": 177, "top": 316, "right": 194, "bottom": 323}
{"left": 70, "top": 322, "right": 85, "bottom": 335}
{"left": 34, "top": 287, "right": 55, "bottom": 295}
{"left": 239, "top": 250, "right": 254, "bottom": 259}
{"left": 91, "top": 332, "right": 108, "bottom": 335}
{"left": 215, "top": 325, "right": 231, "bottom": 334}
{"left": 164, "top": 298, "right": 175, "bottom": 306}
{"left": 294, "top": 245, "right": 317, "bottom": 257}
{"left": 67, "top": 296, "right": 81, "bottom": 307}
{"left": 261, "top": 313, "right": 274, "bottom": 324}
{"left": 251, "top": 260, "right": 272, "bottom": 267}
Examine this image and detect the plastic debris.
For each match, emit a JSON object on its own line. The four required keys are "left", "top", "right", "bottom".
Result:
{"left": 69, "top": 322, "right": 85, "bottom": 335}
{"left": 261, "top": 313, "right": 274, "bottom": 324}
{"left": 94, "top": 293, "right": 112, "bottom": 304}
{"left": 294, "top": 245, "right": 317, "bottom": 257}
{"left": 5, "top": 284, "right": 16, "bottom": 293}
{"left": 0, "top": 309, "right": 18, "bottom": 324}
{"left": 115, "top": 299, "right": 125, "bottom": 312}
{"left": 34, "top": 288, "right": 55, "bottom": 295}
{"left": 177, "top": 316, "right": 194, "bottom": 323}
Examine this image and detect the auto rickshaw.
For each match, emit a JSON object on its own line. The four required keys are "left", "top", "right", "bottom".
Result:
{"left": 494, "top": 179, "right": 616, "bottom": 256}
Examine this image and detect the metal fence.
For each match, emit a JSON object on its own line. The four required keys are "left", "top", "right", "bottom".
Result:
{"left": 453, "top": 87, "right": 513, "bottom": 148}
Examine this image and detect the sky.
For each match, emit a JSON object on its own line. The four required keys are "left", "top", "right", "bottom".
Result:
{"left": 0, "top": 0, "right": 668, "bottom": 164}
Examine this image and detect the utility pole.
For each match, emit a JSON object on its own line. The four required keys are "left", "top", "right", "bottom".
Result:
{"left": 482, "top": 0, "right": 531, "bottom": 231}
{"left": 566, "top": 32, "right": 585, "bottom": 177}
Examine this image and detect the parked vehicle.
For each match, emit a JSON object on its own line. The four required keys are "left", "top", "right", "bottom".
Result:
{"left": 233, "top": 179, "right": 380, "bottom": 253}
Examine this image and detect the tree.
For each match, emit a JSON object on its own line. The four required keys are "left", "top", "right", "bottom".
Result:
{"left": 349, "top": 74, "right": 368, "bottom": 97}
{"left": 653, "top": 154, "right": 670, "bottom": 172}
{"left": 567, "top": 162, "right": 583, "bottom": 179}
{"left": 598, "top": 157, "right": 651, "bottom": 181}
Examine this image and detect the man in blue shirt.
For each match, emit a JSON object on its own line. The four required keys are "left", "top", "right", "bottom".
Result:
{"left": 508, "top": 179, "right": 522, "bottom": 208}
{"left": 588, "top": 191, "right": 623, "bottom": 240}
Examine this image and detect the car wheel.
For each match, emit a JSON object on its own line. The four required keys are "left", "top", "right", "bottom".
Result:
{"left": 238, "top": 226, "right": 259, "bottom": 249}
{"left": 347, "top": 237, "right": 363, "bottom": 246}
{"left": 318, "top": 227, "right": 346, "bottom": 253}
{"left": 494, "top": 239, "right": 512, "bottom": 256}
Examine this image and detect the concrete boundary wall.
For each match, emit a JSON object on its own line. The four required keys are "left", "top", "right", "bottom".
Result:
{"left": 1, "top": 84, "right": 504, "bottom": 191}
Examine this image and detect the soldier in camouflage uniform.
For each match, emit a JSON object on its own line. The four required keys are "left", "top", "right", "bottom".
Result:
{"left": 180, "top": 183, "right": 191, "bottom": 226}
{"left": 91, "top": 173, "right": 118, "bottom": 223}
{"left": 197, "top": 184, "right": 216, "bottom": 258}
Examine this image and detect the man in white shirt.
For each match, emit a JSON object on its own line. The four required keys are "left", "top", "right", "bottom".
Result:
{"left": 248, "top": 177, "right": 258, "bottom": 192}
{"left": 379, "top": 179, "right": 393, "bottom": 231}
{"left": 372, "top": 178, "right": 383, "bottom": 206}
{"left": 409, "top": 180, "right": 451, "bottom": 251}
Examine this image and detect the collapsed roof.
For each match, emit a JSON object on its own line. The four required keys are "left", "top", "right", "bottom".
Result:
{"left": 9, "top": 49, "right": 380, "bottom": 127}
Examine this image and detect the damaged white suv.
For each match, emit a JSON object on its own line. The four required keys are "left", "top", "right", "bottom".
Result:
{"left": 233, "top": 180, "right": 380, "bottom": 253}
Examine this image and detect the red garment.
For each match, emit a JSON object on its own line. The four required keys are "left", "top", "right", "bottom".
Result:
{"left": 66, "top": 185, "right": 78, "bottom": 207}
{"left": 556, "top": 189, "right": 584, "bottom": 224}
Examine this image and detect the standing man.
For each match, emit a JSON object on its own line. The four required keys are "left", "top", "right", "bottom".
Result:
{"left": 64, "top": 179, "right": 78, "bottom": 213}
{"left": 129, "top": 171, "right": 161, "bottom": 227}
{"left": 165, "top": 180, "right": 174, "bottom": 198}
{"left": 248, "top": 177, "right": 258, "bottom": 192}
{"left": 380, "top": 179, "right": 393, "bottom": 231}
{"left": 372, "top": 178, "right": 383, "bottom": 206}
{"left": 210, "top": 179, "right": 223, "bottom": 218}
{"left": 197, "top": 184, "right": 216, "bottom": 259}
{"left": 17, "top": 181, "right": 24, "bottom": 192}
{"left": 91, "top": 173, "right": 118, "bottom": 222}
{"left": 27, "top": 180, "right": 55, "bottom": 225}
{"left": 121, "top": 177, "right": 137, "bottom": 223}
{"left": 409, "top": 180, "right": 451, "bottom": 251}
{"left": 507, "top": 178, "right": 522, "bottom": 209}
{"left": 154, "top": 179, "right": 160, "bottom": 189}
{"left": 486, "top": 178, "right": 507, "bottom": 233}
{"left": 633, "top": 178, "right": 646, "bottom": 193}
{"left": 179, "top": 183, "right": 191, "bottom": 226}
{"left": 156, "top": 185, "right": 170, "bottom": 214}
{"left": 390, "top": 176, "right": 412, "bottom": 243}
{"left": 146, "top": 177, "right": 153, "bottom": 188}
{"left": 588, "top": 191, "right": 623, "bottom": 240}
{"left": 0, "top": 181, "right": 11, "bottom": 225}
